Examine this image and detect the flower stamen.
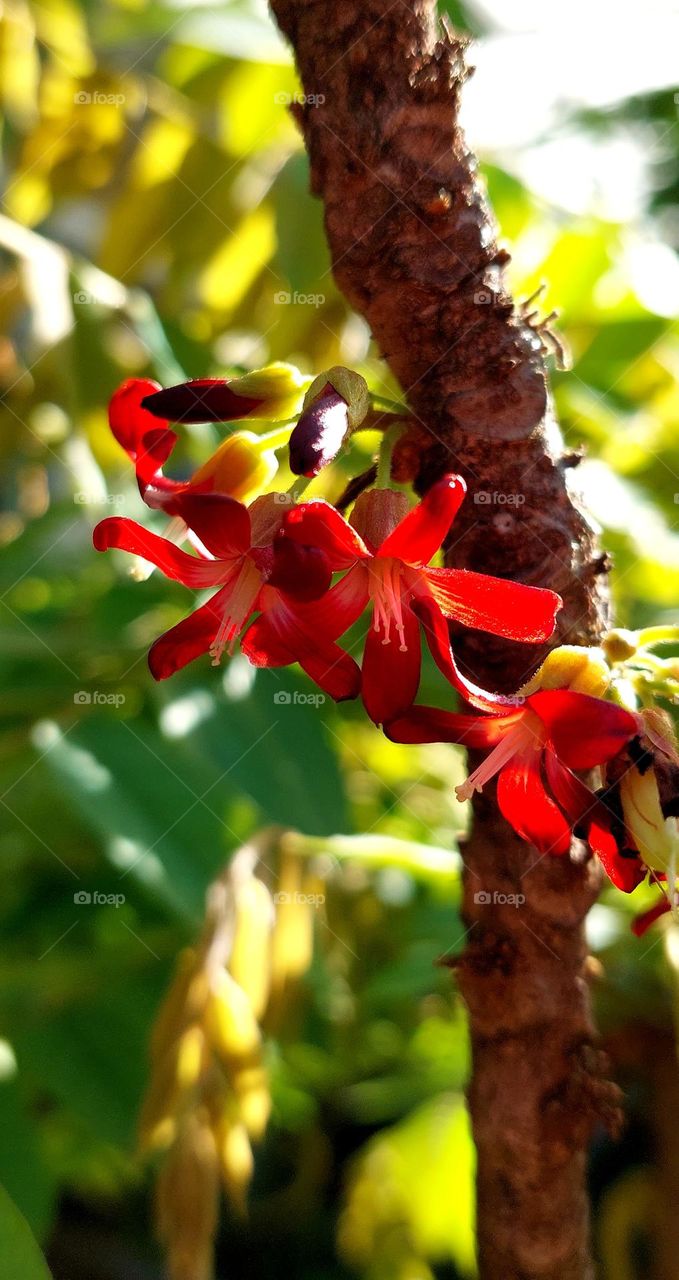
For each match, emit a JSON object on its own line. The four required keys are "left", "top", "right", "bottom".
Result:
{"left": 456, "top": 714, "right": 544, "bottom": 802}
{"left": 209, "top": 558, "right": 262, "bottom": 666}
{"left": 369, "top": 559, "right": 408, "bottom": 651}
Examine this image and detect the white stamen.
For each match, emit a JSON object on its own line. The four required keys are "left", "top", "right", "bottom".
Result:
{"left": 369, "top": 559, "right": 408, "bottom": 651}
{"left": 209, "top": 557, "right": 262, "bottom": 666}
{"left": 455, "top": 715, "right": 543, "bottom": 803}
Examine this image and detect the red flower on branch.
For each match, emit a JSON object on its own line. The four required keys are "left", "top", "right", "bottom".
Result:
{"left": 108, "top": 380, "right": 284, "bottom": 526}
{"left": 386, "top": 689, "right": 643, "bottom": 886}
{"left": 93, "top": 493, "right": 360, "bottom": 699}
{"left": 282, "top": 476, "right": 562, "bottom": 725}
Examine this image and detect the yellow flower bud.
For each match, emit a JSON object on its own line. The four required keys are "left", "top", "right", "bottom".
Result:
{"left": 231, "top": 1062, "right": 271, "bottom": 1140}
{"left": 228, "top": 362, "right": 307, "bottom": 421}
{"left": 230, "top": 878, "right": 274, "bottom": 1020}
{"left": 191, "top": 431, "right": 279, "bottom": 503}
{"left": 620, "top": 766, "right": 679, "bottom": 875}
{"left": 155, "top": 1114, "right": 219, "bottom": 1280}
{"left": 214, "top": 1112, "right": 254, "bottom": 1214}
{"left": 204, "top": 970, "right": 261, "bottom": 1063}
{"left": 602, "top": 629, "right": 638, "bottom": 662}
{"left": 521, "top": 645, "right": 611, "bottom": 698}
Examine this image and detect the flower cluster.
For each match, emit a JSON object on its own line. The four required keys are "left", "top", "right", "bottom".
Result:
{"left": 94, "top": 364, "right": 679, "bottom": 933}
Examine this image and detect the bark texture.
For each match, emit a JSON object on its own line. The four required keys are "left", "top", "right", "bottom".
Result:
{"left": 268, "top": 2, "right": 618, "bottom": 1276}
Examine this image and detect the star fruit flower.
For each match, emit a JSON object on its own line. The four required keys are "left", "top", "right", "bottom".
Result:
{"left": 107, "top": 364, "right": 307, "bottom": 522}
{"left": 281, "top": 474, "right": 563, "bottom": 726}
{"left": 93, "top": 491, "right": 361, "bottom": 700}
{"left": 386, "top": 645, "right": 645, "bottom": 888}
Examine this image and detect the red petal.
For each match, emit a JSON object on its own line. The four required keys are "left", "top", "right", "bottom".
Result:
{"left": 268, "top": 537, "right": 332, "bottom": 601}
{"left": 242, "top": 599, "right": 361, "bottom": 701}
{"left": 108, "top": 378, "right": 165, "bottom": 455}
{"left": 529, "top": 690, "right": 638, "bottom": 770}
{"left": 497, "top": 753, "right": 572, "bottom": 854}
{"left": 385, "top": 705, "right": 523, "bottom": 746}
{"left": 149, "top": 587, "right": 232, "bottom": 679}
{"left": 425, "top": 567, "right": 561, "bottom": 642}
{"left": 282, "top": 500, "right": 369, "bottom": 569}
{"left": 93, "top": 517, "right": 228, "bottom": 587}
{"left": 288, "top": 566, "right": 368, "bottom": 637}
{"left": 413, "top": 595, "right": 523, "bottom": 713}
{"left": 142, "top": 379, "right": 265, "bottom": 423}
{"left": 379, "top": 474, "right": 466, "bottom": 563}
{"left": 298, "top": 641, "right": 361, "bottom": 702}
{"left": 108, "top": 379, "right": 178, "bottom": 485}
{"left": 173, "top": 493, "right": 251, "bottom": 559}
{"left": 632, "top": 898, "right": 670, "bottom": 937}
{"left": 241, "top": 614, "right": 296, "bottom": 667}
{"left": 361, "top": 604, "right": 421, "bottom": 726}
{"left": 543, "top": 748, "right": 594, "bottom": 825}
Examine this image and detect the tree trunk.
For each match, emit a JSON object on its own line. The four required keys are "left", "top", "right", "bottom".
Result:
{"left": 268, "top": 2, "right": 620, "bottom": 1275}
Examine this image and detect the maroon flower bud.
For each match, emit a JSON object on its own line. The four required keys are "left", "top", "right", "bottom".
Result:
{"left": 141, "top": 379, "right": 265, "bottom": 424}
{"left": 288, "top": 386, "right": 350, "bottom": 476}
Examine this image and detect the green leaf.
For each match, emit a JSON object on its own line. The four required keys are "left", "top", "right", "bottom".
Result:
{"left": 0, "top": 1182, "right": 52, "bottom": 1280}
{"left": 32, "top": 716, "right": 235, "bottom": 921}
{"left": 164, "top": 666, "right": 349, "bottom": 835}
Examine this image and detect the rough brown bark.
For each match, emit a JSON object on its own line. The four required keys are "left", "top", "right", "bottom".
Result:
{"left": 268, "top": 2, "right": 619, "bottom": 1276}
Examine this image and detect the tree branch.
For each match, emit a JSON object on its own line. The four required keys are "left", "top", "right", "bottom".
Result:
{"left": 269, "top": 2, "right": 618, "bottom": 1275}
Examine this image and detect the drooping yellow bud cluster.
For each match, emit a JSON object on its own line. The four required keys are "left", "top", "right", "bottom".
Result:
{"left": 140, "top": 831, "right": 324, "bottom": 1280}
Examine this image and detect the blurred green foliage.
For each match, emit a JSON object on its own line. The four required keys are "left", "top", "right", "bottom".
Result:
{"left": 0, "top": 1, "right": 678, "bottom": 1278}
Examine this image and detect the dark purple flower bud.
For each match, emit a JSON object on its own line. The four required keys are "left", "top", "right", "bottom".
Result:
{"left": 141, "top": 379, "right": 265, "bottom": 424}
{"left": 288, "top": 386, "right": 350, "bottom": 477}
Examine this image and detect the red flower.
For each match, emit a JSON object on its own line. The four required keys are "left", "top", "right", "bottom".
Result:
{"left": 108, "top": 380, "right": 284, "bottom": 522}
{"left": 93, "top": 493, "right": 360, "bottom": 699}
{"left": 282, "top": 476, "right": 562, "bottom": 725}
{"left": 386, "top": 690, "right": 643, "bottom": 883}
{"left": 108, "top": 379, "right": 180, "bottom": 504}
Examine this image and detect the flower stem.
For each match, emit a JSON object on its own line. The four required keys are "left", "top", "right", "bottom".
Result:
{"left": 375, "top": 422, "right": 406, "bottom": 489}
